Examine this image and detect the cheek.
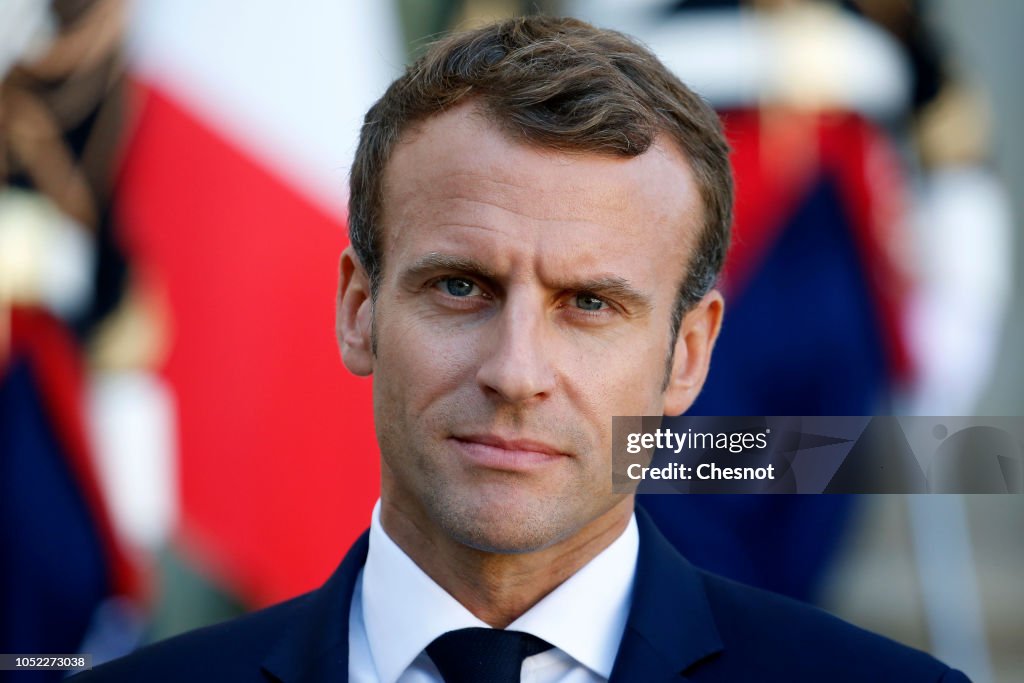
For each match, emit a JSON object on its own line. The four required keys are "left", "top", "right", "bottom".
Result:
{"left": 547, "top": 342, "right": 668, "bottom": 470}
{"left": 374, "top": 309, "right": 481, "bottom": 414}
{"left": 562, "top": 326, "right": 669, "bottom": 408}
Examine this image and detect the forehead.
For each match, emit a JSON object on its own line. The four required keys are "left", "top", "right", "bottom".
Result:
{"left": 378, "top": 103, "right": 702, "bottom": 288}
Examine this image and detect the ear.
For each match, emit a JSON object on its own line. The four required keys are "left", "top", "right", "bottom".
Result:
{"left": 663, "top": 290, "right": 724, "bottom": 416}
{"left": 336, "top": 246, "right": 374, "bottom": 376}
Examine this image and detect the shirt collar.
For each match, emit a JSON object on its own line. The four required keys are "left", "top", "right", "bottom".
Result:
{"left": 508, "top": 513, "right": 637, "bottom": 677}
{"left": 361, "top": 500, "right": 639, "bottom": 683}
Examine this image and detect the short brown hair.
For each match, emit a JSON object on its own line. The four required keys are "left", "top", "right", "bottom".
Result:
{"left": 349, "top": 15, "right": 732, "bottom": 338}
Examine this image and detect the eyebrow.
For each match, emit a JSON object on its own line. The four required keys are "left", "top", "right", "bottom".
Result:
{"left": 400, "top": 252, "right": 654, "bottom": 314}
{"left": 401, "top": 253, "right": 500, "bottom": 284}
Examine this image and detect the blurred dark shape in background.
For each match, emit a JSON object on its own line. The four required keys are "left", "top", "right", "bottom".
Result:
{"left": 1, "top": 0, "right": 147, "bottom": 678}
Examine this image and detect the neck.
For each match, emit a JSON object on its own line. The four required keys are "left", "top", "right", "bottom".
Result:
{"left": 379, "top": 496, "right": 634, "bottom": 628}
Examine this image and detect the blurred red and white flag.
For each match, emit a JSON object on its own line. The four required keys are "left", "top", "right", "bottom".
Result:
{"left": 117, "top": 0, "right": 402, "bottom": 606}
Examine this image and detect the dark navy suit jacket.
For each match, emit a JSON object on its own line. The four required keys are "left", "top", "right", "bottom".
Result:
{"left": 74, "top": 509, "right": 969, "bottom": 682}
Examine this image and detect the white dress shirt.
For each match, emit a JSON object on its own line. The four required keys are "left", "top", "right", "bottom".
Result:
{"left": 349, "top": 500, "right": 639, "bottom": 683}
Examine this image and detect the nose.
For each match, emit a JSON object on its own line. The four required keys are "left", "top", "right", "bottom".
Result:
{"left": 476, "top": 296, "right": 556, "bottom": 404}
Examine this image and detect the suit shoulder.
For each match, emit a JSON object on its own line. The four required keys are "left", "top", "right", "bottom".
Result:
{"left": 70, "top": 591, "right": 315, "bottom": 682}
{"left": 696, "top": 570, "right": 968, "bottom": 682}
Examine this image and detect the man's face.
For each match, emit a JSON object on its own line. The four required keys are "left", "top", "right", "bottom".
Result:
{"left": 338, "top": 103, "right": 720, "bottom": 554}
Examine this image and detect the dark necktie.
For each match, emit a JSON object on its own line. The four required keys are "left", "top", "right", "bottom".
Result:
{"left": 426, "top": 627, "right": 554, "bottom": 683}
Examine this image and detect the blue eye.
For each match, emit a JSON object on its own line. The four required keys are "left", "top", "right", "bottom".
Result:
{"left": 439, "top": 278, "right": 478, "bottom": 297}
{"left": 575, "top": 293, "right": 606, "bottom": 311}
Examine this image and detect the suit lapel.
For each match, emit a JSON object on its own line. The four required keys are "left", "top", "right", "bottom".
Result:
{"left": 260, "top": 530, "right": 369, "bottom": 683}
{"left": 609, "top": 508, "right": 724, "bottom": 682}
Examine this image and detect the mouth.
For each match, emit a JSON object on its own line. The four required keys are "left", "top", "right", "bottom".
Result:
{"left": 449, "top": 433, "right": 570, "bottom": 471}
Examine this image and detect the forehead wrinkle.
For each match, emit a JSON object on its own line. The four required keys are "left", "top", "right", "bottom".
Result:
{"left": 438, "top": 197, "right": 628, "bottom": 233}
{"left": 433, "top": 173, "right": 631, "bottom": 225}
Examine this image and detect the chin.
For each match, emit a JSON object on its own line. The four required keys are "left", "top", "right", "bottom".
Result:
{"left": 449, "top": 523, "right": 561, "bottom": 555}
{"left": 432, "top": 493, "right": 573, "bottom": 555}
